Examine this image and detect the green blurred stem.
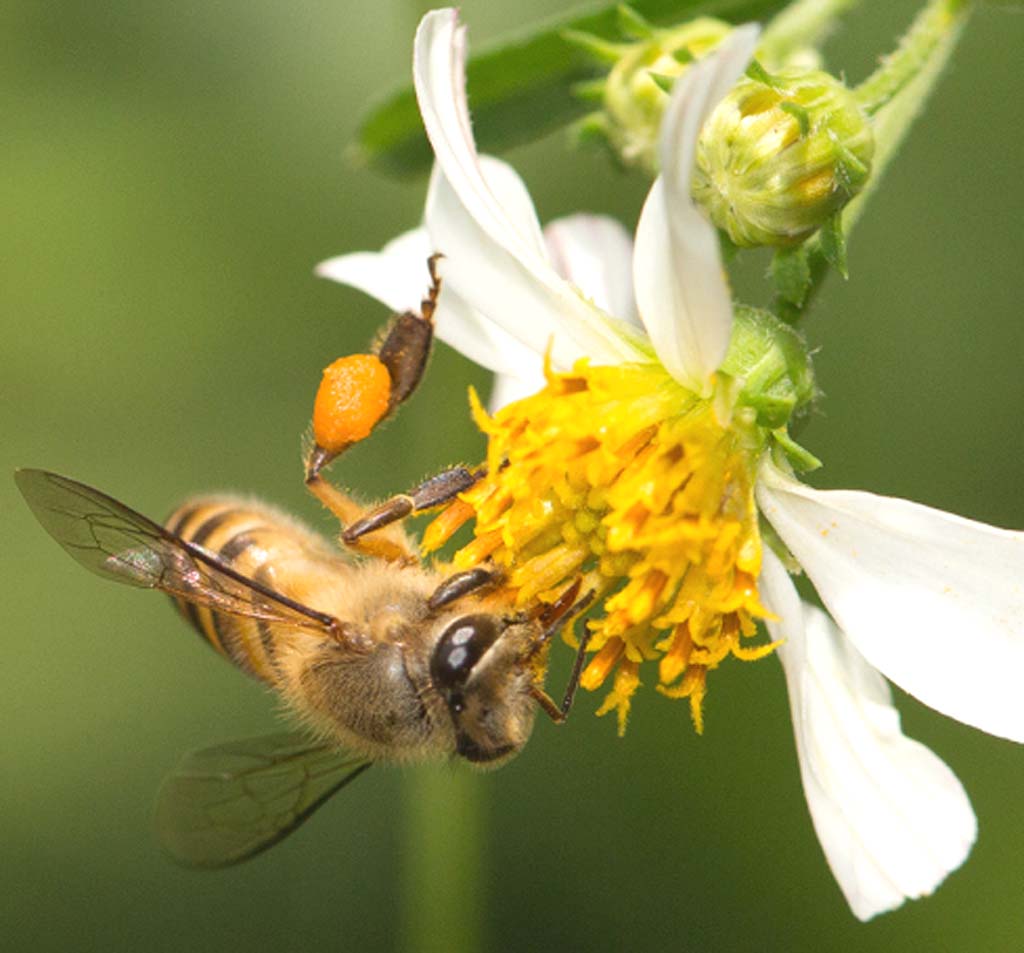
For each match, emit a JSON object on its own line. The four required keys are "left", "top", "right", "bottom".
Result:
{"left": 758, "top": 0, "right": 864, "bottom": 64}
{"left": 855, "top": 0, "right": 970, "bottom": 114}
{"left": 400, "top": 767, "right": 486, "bottom": 953}
{"left": 774, "top": 0, "right": 972, "bottom": 321}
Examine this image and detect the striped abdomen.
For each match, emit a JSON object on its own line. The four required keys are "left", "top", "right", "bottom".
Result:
{"left": 165, "top": 497, "right": 347, "bottom": 686}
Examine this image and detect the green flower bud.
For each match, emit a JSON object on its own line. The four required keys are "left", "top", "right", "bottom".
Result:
{"left": 603, "top": 17, "right": 732, "bottom": 172}
{"left": 692, "top": 68, "right": 874, "bottom": 247}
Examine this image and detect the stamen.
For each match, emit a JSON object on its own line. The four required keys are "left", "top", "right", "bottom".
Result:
{"left": 580, "top": 637, "right": 625, "bottom": 690}
{"left": 421, "top": 497, "right": 474, "bottom": 551}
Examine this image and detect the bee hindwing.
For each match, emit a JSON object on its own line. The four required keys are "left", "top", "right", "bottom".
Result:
{"left": 155, "top": 732, "right": 371, "bottom": 868}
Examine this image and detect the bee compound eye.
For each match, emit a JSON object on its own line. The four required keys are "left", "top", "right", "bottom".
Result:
{"left": 430, "top": 614, "right": 503, "bottom": 695}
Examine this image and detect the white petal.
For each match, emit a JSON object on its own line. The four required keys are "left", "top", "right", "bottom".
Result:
{"left": 758, "top": 464, "right": 1024, "bottom": 743}
{"left": 315, "top": 225, "right": 536, "bottom": 378}
{"left": 633, "top": 25, "right": 758, "bottom": 390}
{"left": 414, "top": 11, "right": 542, "bottom": 267}
{"left": 315, "top": 227, "right": 433, "bottom": 314}
{"left": 434, "top": 280, "right": 542, "bottom": 379}
{"left": 543, "top": 214, "right": 639, "bottom": 324}
{"left": 414, "top": 10, "right": 645, "bottom": 370}
{"left": 760, "top": 551, "right": 977, "bottom": 921}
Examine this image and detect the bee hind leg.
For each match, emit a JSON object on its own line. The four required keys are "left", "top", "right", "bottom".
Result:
{"left": 304, "top": 254, "right": 443, "bottom": 484}
{"left": 305, "top": 470, "right": 417, "bottom": 562}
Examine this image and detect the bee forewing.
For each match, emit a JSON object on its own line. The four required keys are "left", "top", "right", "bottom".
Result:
{"left": 155, "top": 732, "right": 372, "bottom": 868}
{"left": 15, "top": 468, "right": 341, "bottom": 635}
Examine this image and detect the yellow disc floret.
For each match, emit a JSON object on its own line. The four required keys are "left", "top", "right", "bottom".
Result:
{"left": 425, "top": 359, "right": 780, "bottom": 734}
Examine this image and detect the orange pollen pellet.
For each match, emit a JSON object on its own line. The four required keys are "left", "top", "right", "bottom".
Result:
{"left": 312, "top": 354, "right": 392, "bottom": 453}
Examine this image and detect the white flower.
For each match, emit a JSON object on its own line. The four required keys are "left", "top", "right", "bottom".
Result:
{"left": 317, "top": 8, "right": 1024, "bottom": 920}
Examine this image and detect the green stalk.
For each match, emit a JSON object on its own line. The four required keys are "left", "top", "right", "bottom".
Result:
{"left": 774, "top": 0, "right": 972, "bottom": 321}
{"left": 855, "top": 0, "right": 970, "bottom": 114}
{"left": 759, "top": 0, "right": 865, "bottom": 65}
{"left": 399, "top": 767, "right": 487, "bottom": 953}
{"left": 842, "top": 0, "right": 970, "bottom": 235}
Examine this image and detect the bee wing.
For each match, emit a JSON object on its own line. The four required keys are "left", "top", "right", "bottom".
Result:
{"left": 15, "top": 468, "right": 343, "bottom": 637}
{"left": 155, "top": 732, "right": 372, "bottom": 868}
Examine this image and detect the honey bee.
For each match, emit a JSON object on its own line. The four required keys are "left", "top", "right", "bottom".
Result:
{"left": 16, "top": 258, "right": 592, "bottom": 869}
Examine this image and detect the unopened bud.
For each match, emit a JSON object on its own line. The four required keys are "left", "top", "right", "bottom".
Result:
{"left": 602, "top": 17, "right": 732, "bottom": 172}
{"left": 692, "top": 69, "right": 874, "bottom": 247}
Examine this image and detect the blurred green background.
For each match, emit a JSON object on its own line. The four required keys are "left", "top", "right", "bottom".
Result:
{"left": 5, "top": 2, "right": 1024, "bottom": 951}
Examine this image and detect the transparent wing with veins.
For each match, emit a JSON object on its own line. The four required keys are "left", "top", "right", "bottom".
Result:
{"left": 155, "top": 732, "right": 371, "bottom": 867}
{"left": 15, "top": 468, "right": 343, "bottom": 637}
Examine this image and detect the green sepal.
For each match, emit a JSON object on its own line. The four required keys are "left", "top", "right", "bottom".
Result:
{"left": 778, "top": 100, "right": 810, "bottom": 136}
{"left": 832, "top": 143, "right": 870, "bottom": 196}
{"left": 819, "top": 212, "right": 848, "bottom": 278}
{"left": 745, "top": 59, "right": 783, "bottom": 90}
{"left": 572, "top": 111, "right": 612, "bottom": 146}
{"left": 718, "top": 230, "right": 740, "bottom": 264}
{"left": 771, "top": 245, "right": 811, "bottom": 309}
{"left": 760, "top": 520, "right": 803, "bottom": 575}
{"left": 672, "top": 47, "right": 695, "bottom": 65}
{"left": 562, "top": 30, "right": 627, "bottom": 63}
{"left": 771, "top": 428, "right": 822, "bottom": 472}
{"left": 648, "top": 72, "right": 676, "bottom": 94}
{"left": 571, "top": 78, "right": 609, "bottom": 102}
{"left": 616, "top": 4, "right": 656, "bottom": 39}
{"left": 721, "top": 306, "right": 817, "bottom": 430}
{"left": 353, "top": 0, "right": 794, "bottom": 178}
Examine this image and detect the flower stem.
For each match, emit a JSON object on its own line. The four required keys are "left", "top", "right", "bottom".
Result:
{"left": 773, "top": 0, "right": 972, "bottom": 321}
{"left": 399, "top": 767, "right": 487, "bottom": 953}
{"left": 758, "top": 0, "right": 865, "bottom": 65}
{"left": 843, "top": 0, "right": 970, "bottom": 236}
{"left": 855, "top": 0, "right": 970, "bottom": 115}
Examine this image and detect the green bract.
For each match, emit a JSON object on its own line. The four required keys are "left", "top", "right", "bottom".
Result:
{"left": 721, "top": 305, "right": 817, "bottom": 430}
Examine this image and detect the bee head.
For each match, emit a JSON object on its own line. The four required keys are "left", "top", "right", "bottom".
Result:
{"left": 428, "top": 611, "right": 540, "bottom": 767}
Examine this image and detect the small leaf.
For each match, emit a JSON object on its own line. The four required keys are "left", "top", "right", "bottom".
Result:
{"left": 819, "top": 213, "right": 848, "bottom": 278}
{"left": 671, "top": 46, "right": 695, "bottom": 65}
{"left": 354, "top": 0, "right": 795, "bottom": 178}
{"left": 562, "top": 29, "right": 626, "bottom": 63}
{"left": 779, "top": 100, "right": 810, "bottom": 136}
{"left": 771, "top": 246, "right": 811, "bottom": 308}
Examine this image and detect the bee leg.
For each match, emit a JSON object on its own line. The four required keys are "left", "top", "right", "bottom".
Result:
{"left": 341, "top": 464, "right": 485, "bottom": 545}
{"left": 305, "top": 472, "right": 417, "bottom": 563}
{"left": 427, "top": 566, "right": 502, "bottom": 611}
{"left": 304, "top": 255, "right": 443, "bottom": 482}
{"left": 377, "top": 253, "right": 442, "bottom": 415}
{"left": 530, "top": 626, "right": 595, "bottom": 724}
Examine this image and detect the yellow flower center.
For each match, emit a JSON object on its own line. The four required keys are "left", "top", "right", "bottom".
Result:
{"left": 424, "top": 360, "right": 780, "bottom": 734}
